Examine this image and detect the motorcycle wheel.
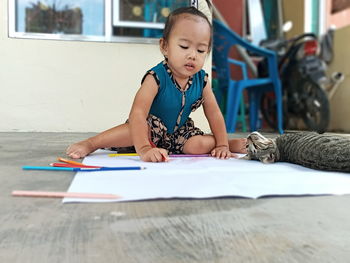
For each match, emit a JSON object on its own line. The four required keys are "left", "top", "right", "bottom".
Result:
{"left": 260, "top": 92, "right": 287, "bottom": 131}
{"left": 300, "top": 80, "right": 330, "bottom": 134}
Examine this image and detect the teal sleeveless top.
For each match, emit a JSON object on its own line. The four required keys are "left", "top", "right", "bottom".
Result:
{"left": 142, "top": 61, "right": 208, "bottom": 134}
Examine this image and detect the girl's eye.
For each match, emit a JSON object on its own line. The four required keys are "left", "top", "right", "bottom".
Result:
{"left": 179, "top": 45, "right": 188, "bottom": 49}
{"left": 198, "top": 50, "right": 205, "bottom": 53}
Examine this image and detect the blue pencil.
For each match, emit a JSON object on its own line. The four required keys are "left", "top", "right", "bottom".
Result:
{"left": 22, "top": 166, "right": 145, "bottom": 172}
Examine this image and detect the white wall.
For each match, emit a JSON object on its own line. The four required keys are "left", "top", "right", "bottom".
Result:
{"left": 0, "top": 1, "right": 211, "bottom": 132}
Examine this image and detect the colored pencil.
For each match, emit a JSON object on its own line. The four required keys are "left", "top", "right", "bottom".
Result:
{"left": 108, "top": 153, "right": 211, "bottom": 157}
{"left": 108, "top": 153, "right": 139, "bottom": 157}
{"left": 22, "top": 166, "right": 145, "bottom": 172}
{"left": 57, "top": 157, "right": 88, "bottom": 166}
{"left": 12, "top": 190, "right": 121, "bottom": 199}
{"left": 169, "top": 154, "right": 211, "bottom": 157}
{"left": 50, "top": 162, "right": 102, "bottom": 168}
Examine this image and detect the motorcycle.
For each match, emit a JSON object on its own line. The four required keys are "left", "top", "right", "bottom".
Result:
{"left": 258, "top": 32, "right": 343, "bottom": 133}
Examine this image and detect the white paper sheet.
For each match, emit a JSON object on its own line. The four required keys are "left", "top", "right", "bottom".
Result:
{"left": 64, "top": 149, "right": 350, "bottom": 203}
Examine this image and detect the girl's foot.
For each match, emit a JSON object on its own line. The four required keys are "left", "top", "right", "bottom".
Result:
{"left": 229, "top": 138, "right": 247, "bottom": 154}
{"left": 66, "top": 139, "right": 95, "bottom": 159}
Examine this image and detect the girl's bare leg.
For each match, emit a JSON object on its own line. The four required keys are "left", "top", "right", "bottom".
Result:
{"left": 183, "top": 135, "right": 247, "bottom": 154}
{"left": 183, "top": 135, "right": 216, "bottom": 154}
{"left": 66, "top": 123, "right": 133, "bottom": 159}
{"left": 229, "top": 138, "right": 247, "bottom": 153}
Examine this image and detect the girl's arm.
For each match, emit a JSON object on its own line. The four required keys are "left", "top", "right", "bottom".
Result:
{"left": 202, "top": 81, "right": 232, "bottom": 157}
{"left": 129, "top": 74, "right": 168, "bottom": 162}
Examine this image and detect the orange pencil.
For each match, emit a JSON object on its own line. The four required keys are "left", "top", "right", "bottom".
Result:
{"left": 57, "top": 157, "right": 93, "bottom": 167}
{"left": 51, "top": 162, "right": 101, "bottom": 168}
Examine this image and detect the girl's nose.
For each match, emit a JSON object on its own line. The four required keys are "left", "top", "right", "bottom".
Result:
{"left": 188, "top": 49, "right": 196, "bottom": 60}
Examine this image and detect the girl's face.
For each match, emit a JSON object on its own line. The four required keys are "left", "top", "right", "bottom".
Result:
{"left": 160, "top": 15, "right": 211, "bottom": 81}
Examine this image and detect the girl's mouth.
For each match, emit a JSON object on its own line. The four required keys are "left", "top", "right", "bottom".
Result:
{"left": 185, "top": 64, "right": 195, "bottom": 71}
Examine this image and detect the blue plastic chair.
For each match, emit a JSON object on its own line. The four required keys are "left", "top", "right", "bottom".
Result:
{"left": 213, "top": 20, "right": 283, "bottom": 134}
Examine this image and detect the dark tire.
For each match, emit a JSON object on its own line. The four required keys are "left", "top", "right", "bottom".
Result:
{"left": 260, "top": 92, "right": 287, "bottom": 131}
{"left": 300, "top": 80, "right": 330, "bottom": 133}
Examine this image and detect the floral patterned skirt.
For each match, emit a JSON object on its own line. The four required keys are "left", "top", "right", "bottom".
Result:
{"left": 109, "top": 114, "right": 204, "bottom": 154}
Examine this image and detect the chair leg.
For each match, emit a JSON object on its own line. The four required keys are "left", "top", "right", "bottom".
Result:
{"left": 225, "top": 83, "right": 242, "bottom": 133}
{"left": 239, "top": 96, "right": 247, "bottom": 132}
{"left": 273, "top": 80, "right": 284, "bottom": 134}
{"left": 276, "top": 96, "right": 283, "bottom": 134}
{"left": 212, "top": 79, "right": 226, "bottom": 114}
{"left": 248, "top": 89, "right": 264, "bottom": 132}
{"left": 234, "top": 95, "right": 247, "bottom": 132}
{"left": 230, "top": 92, "right": 243, "bottom": 133}
{"left": 225, "top": 84, "right": 235, "bottom": 132}
{"left": 248, "top": 90, "right": 257, "bottom": 131}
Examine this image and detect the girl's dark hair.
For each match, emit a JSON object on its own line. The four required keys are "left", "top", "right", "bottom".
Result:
{"left": 162, "top": 6, "right": 212, "bottom": 50}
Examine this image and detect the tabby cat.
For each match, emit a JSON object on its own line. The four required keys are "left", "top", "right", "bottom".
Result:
{"left": 243, "top": 131, "right": 350, "bottom": 172}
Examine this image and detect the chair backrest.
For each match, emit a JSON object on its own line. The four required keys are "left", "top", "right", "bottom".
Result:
{"left": 213, "top": 20, "right": 278, "bottom": 85}
{"left": 213, "top": 21, "right": 234, "bottom": 89}
{"left": 213, "top": 20, "right": 249, "bottom": 88}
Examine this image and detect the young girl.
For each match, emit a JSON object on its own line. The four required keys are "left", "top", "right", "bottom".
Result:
{"left": 67, "top": 6, "right": 246, "bottom": 162}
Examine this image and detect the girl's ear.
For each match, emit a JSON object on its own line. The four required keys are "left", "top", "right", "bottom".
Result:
{"left": 159, "top": 38, "right": 168, "bottom": 56}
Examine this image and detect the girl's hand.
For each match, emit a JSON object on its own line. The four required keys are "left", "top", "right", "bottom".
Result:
{"left": 211, "top": 145, "right": 237, "bottom": 159}
{"left": 139, "top": 146, "right": 169, "bottom": 162}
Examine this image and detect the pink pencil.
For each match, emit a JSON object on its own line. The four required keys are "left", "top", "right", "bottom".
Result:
{"left": 12, "top": 190, "right": 121, "bottom": 199}
{"left": 170, "top": 154, "right": 211, "bottom": 157}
